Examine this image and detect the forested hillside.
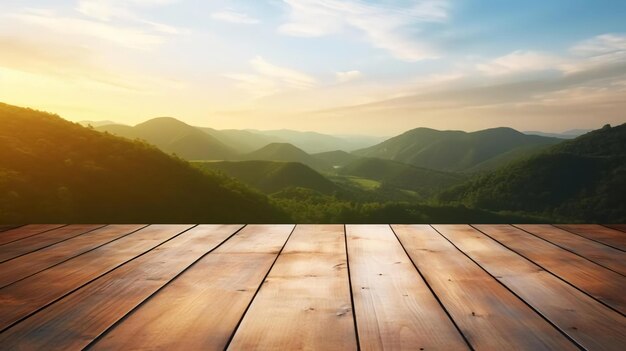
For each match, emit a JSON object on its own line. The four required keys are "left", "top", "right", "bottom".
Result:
{"left": 194, "top": 160, "right": 339, "bottom": 194}
{"left": 0, "top": 103, "right": 286, "bottom": 223}
{"left": 338, "top": 158, "right": 465, "bottom": 198}
{"left": 2, "top": 102, "right": 618, "bottom": 224}
{"left": 439, "top": 124, "right": 626, "bottom": 222}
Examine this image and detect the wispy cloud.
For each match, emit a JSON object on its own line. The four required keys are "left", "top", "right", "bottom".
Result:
{"left": 475, "top": 34, "right": 626, "bottom": 78}
{"left": 310, "top": 32, "right": 626, "bottom": 133}
{"left": 211, "top": 10, "right": 259, "bottom": 24}
{"left": 278, "top": 0, "right": 448, "bottom": 61}
{"left": 5, "top": 1, "right": 186, "bottom": 51}
{"left": 0, "top": 35, "right": 171, "bottom": 91}
{"left": 561, "top": 33, "right": 626, "bottom": 74}
{"left": 9, "top": 10, "right": 164, "bottom": 50}
{"left": 224, "top": 56, "right": 317, "bottom": 98}
{"left": 336, "top": 70, "right": 362, "bottom": 83}
{"left": 476, "top": 51, "right": 562, "bottom": 76}
{"left": 76, "top": 0, "right": 179, "bottom": 20}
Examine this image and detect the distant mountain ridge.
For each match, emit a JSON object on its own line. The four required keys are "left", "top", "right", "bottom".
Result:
{"left": 79, "top": 120, "right": 118, "bottom": 127}
{"left": 354, "top": 127, "right": 562, "bottom": 172}
{"left": 97, "top": 118, "right": 236, "bottom": 160}
{"left": 313, "top": 150, "right": 359, "bottom": 167}
{"left": 524, "top": 129, "right": 593, "bottom": 139}
{"left": 247, "top": 129, "right": 386, "bottom": 153}
{"left": 241, "top": 143, "right": 331, "bottom": 171}
{"left": 97, "top": 118, "right": 384, "bottom": 156}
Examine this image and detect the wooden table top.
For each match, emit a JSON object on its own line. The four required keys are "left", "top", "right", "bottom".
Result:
{"left": 0, "top": 224, "right": 624, "bottom": 350}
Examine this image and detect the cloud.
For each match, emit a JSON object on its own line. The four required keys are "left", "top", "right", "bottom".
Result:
{"left": 474, "top": 34, "right": 626, "bottom": 79}
{"left": 278, "top": 0, "right": 448, "bottom": 61}
{"left": 336, "top": 70, "right": 362, "bottom": 83}
{"left": 75, "top": 0, "right": 184, "bottom": 34}
{"left": 224, "top": 56, "right": 317, "bottom": 98}
{"left": 0, "top": 36, "right": 161, "bottom": 90}
{"left": 476, "top": 51, "right": 562, "bottom": 76}
{"left": 570, "top": 34, "right": 626, "bottom": 56}
{"left": 561, "top": 33, "right": 626, "bottom": 74}
{"left": 9, "top": 11, "right": 164, "bottom": 50}
{"left": 211, "top": 10, "right": 259, "bottom": 24}
{"left": 314, "top": 33, "right": 626, "bottom": 131}
{"left": 4, "top": 1, "right": 186, "bottom": 51}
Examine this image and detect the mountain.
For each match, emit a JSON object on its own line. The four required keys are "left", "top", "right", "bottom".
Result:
{"left": 194, "top": 161, "right": 339, "bottom": 194}
{"left": 439, "top": 124, "right": 626, "bottom": 222}
{"left": 354, "top": 127, "right": 562, "bottom": 172}
{"left": 249, "top": 129, "right": 382, "bottom": 153}
{"left": 524, "top": 129, "right": 593, "bottom": 139}
{"left": 97, "top": 117, "right": 236, "bottom": 160}
{"left": 79, "top": 120, "right": 118, "bottom": 127}
{"left": 198, "top": 128, "right": 283, "bottom": 153}
{"left": 242, "top": 143, "right": 331, "bottom": 171}
{"left": 0, "top": 103, "right": 286, "bottom": 223}
{"left": 313, "top": 150, "right": 360, "bottom": 167}
{"left": 338, "top": 158, "right": 465, "bottom": 198}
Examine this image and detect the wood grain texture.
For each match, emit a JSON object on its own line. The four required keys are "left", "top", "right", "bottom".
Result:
{"left": 228, "top": 225, "right": 357, "bottom": 351}
{"left": 393, "top": 225, "right": 578, "bottom": 350}
{"left": 347, "top": 225, "right": 469, "bottom": 351}
{"left": 435, "top": 225, "right": 626, "bottom": 351}
{"left": 90, "top": 224, "right": 293, "bottom": 351}
{"left": 0, "top": 224, "right": 146, "bottom": 289}
{"left": 0, "top": 224, "right": 191, "bottom": 331}
{"left": 0, "top": 225, "right": 65, "bottom": 245}
{"left": 0, "top": 224, "right": 104, "bottom": 262}
{"left": 0, "top": 225, "right": 22, "bottom": 233}
{"left": 476, "top": 224, "right": 626, "bottom": 314}
{"left": 0, "top": 225, "right": 241, "bottom": 350}
{"left": 516, "top": 224, "right": 626, "bottom": 276}
{"left": 605, "top": 224, "right": 626, "bottom": 233}
{"left": 556, "top": 224, "right": 626, "bottom": 252}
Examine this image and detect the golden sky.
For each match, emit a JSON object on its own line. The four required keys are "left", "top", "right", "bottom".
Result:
{"left": 1, "top": 0, "right": 625, "bottom": 135}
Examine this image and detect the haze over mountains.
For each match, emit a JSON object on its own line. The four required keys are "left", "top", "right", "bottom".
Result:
{"left": 95, "top": 118, "right": 384, "bottom": 156}
{"left": 95, "top": 117, "right": 564, "bottom": 174}
{"left": 96, "top": 118, "right": 237, "bottom": 160}
{"left": 4, "top": 102, "right": 625, "bottom": 223}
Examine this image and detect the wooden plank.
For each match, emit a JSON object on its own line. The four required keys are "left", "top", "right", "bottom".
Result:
{"left": 0, "top": 224, "right": 146, "bottom": 289}
{"left": 0, "top": 224, "right": 66, "bottom": 246}
{"left": 0, "top": 224, "right": 192, "bottom": 331}
{"left": 477, "top": 225, "right": 626, "bottom": 314}
{"left": 0, "top": 225, "right": 241, "bottom": 350}
{"left": 393, "top": 225, "right": 578, "bottom": 350}
{"left": 0, "top": 224, "right": 104, "bottom": 262}
{"left": 228, "top": 225, "right": 357, "bottom": 351}
{"left": 556, "top": 224, "right": 626, "bottom": 252}
{"left": 0, "top": 225, "right": 21, "bottom": 233}
{"left": 346, "top": 224, "right": 469, "bottom": 350}
{"left": 434, "top": 225, "right": 626, "bottom": 351}
{"left": 516, "top": 224, "right": 626, "bottom": 276}
{"left": 605, "top": 224, "right": 626, "bottom": 233}
{"left": 90, "top": 225, "right": 293, "bottom": 351}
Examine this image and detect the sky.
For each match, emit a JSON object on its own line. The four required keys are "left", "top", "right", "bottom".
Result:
{"left": 1, "top": 0, "right": 625, "bottom": 135}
